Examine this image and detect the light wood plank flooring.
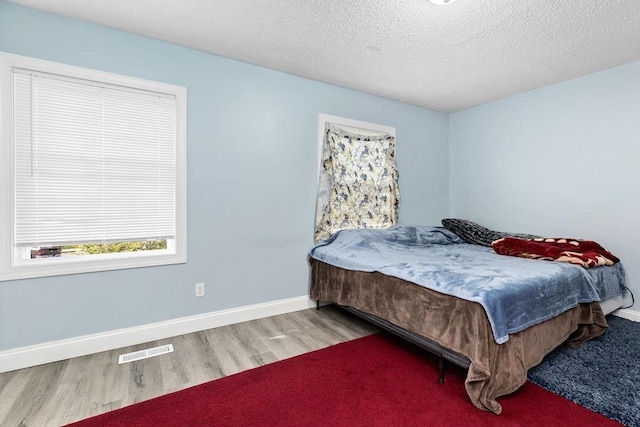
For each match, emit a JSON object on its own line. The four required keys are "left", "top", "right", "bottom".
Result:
{"left": 0, "top": 306, "right": 378, "bottom": 427}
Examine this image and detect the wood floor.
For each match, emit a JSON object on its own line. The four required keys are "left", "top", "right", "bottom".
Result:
{"left": 0, "top": 306, "right": 378, "bottom": 427}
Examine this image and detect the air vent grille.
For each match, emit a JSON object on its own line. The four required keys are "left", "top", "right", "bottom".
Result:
{"left": 118, "top": 344, "right": 174, "bottom": 364}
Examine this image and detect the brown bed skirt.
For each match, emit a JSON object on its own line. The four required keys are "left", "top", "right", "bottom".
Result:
{"left": 310, "top": 259, "right": 608, "bottom": 415}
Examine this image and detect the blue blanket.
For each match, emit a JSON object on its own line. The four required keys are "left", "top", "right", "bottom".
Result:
{"left": 310, "top": 225, "right": 626, "bottom": 344}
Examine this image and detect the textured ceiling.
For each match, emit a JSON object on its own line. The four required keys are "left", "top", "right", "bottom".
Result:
{"left": 7, "top": 0, "right": 640, "bottom": 112}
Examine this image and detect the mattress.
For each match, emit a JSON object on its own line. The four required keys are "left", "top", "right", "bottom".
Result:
{"left": 310, "top": 225, "right": 627, "bottom": 344}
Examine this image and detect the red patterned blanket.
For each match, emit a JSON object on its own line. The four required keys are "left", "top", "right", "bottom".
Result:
{"left": 492, "top": 237, "right": 619, "bottom": 268}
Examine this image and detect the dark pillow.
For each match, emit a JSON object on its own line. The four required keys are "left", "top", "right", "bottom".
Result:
{"left": 441, "top": 218, "right": 539, "bottom": 247}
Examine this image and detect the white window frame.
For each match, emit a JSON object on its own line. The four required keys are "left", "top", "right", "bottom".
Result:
{"left": 0, "top": 52, "right": 187, "bottom": 281}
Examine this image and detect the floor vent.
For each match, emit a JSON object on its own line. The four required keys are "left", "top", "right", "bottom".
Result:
{"left": 118, "top": 344, "right": 174, "bottom": 364}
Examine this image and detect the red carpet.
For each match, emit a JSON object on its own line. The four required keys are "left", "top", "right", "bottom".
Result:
{"left": 68, "top": 333, "right": 622, "bottom": 426}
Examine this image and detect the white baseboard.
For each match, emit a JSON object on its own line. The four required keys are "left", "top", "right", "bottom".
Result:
{"left": 0, "top": 295, "right": 318, "bottom": 374}
{"left": 612, "top": 308, "right": 640, "bottom": 322}
{"left": 5, "top": 298, "right": 633, "bottom": 374}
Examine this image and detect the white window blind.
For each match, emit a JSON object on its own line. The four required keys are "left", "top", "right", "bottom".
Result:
{"left": 13, "top": 69, "right": 177, "bottom": 246}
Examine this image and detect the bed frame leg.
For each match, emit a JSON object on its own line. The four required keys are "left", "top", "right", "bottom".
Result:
{"left": 316, "top": 300, "right": 320, "bottom": 310}
{"left": 438, "top": 356, "right": 445, "bottom": 384}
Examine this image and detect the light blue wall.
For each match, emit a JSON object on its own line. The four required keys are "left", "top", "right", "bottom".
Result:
{"left": 450, "top": 61, "right": 640, "bottom": 312}
{"left": 0, "top": 3, "right": 450, "bottom": 350}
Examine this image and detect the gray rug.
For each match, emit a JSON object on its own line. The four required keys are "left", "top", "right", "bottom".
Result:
{"left": 528, "top": 315, "right": 640, "bottom": 427}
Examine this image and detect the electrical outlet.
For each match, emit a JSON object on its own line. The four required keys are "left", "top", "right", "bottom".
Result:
{"left": 195, "top": 282, "right": 205, "bottom": 297}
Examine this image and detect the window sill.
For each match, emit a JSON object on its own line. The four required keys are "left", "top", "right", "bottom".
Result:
{"left": 0, "top": 250, "right": 187, "bottom": 281}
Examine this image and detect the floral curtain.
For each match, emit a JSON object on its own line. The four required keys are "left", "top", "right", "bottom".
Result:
{"left": 314, "top": 124, "right": 400, "bottom": 243}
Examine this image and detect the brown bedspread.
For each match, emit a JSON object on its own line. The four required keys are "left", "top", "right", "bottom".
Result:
{"left": 310, "top": 259, "right": 607, "bottom": 415}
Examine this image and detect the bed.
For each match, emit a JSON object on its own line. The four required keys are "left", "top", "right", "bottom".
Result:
{"left": 309, "top": 225, "right": 627, "bottom": 414}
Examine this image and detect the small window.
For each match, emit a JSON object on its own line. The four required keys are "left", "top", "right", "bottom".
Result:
{"left": 0, "top": 52, "right": 187, "bottom": 280}
{"left": 314, "top": 114, "right": 399, "bottom": 243}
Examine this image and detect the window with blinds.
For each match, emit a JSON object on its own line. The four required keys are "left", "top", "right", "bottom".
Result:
{"left": 0, "top": 52, "right": 187, "bottom": 280}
